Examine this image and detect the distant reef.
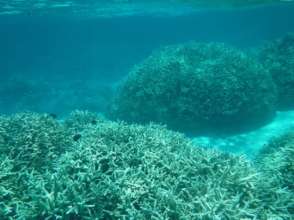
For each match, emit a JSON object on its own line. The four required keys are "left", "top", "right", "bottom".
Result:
{"left": 0, "top": 78, "right": 113, "bottom": 116}
{"left": 109, "top": 42, "right": 277, "bottom": 136}
{"left": 258, "top": 33, "right": 294, "bottom": 110}
{"left": 0, "top": 111, "right": 294, "bottom": 220}
{"left": 0, "top": 111, "right": 293, "bottom": 219}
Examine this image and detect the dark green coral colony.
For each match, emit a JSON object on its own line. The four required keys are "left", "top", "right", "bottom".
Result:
{"left": 110, "top": 42, "right": 277, "bottom": 135}
{"left": 259, "top": 33, "right": 294, "bottom": 110}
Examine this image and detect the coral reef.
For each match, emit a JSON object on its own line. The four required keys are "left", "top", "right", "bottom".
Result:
{"left": 4, "top": 118, "right": 260, "bottom": 219}
{"left": 110, "top": 42, "right": 277, "bottom": 135}
{"left": 0, "top": 111, "right": 293, "bottom": 219}
{"left": 64, "top": 110, "right": 105, "bottom": 133}
{"left": 0, "top": 112, "right": 71, "bottom": 171}
{"left": 258, "top": 33, "right": 294, "bottom": 110}
{"left": 0, "top": 112, "right": 72, "bottom": 219}
{"left": 254, "top": 131, "right": 294, "bottom": 217}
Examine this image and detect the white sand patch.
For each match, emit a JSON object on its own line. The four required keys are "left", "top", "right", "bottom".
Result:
{"left": 193, "top": 111, "right": 294, "bottom": 157}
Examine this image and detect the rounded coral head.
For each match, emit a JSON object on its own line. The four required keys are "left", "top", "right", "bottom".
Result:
{"left": 110, "top": 42, "right": 277, "bottom": 136}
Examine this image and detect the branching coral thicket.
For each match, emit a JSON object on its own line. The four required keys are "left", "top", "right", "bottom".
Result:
{"left": 110, "top": 42, "right": 277, "bottom": 135}
{"left": 28, "top": 121, "right": 263, "bottom": 219}
{"left": 259, "top": 33, "right": 294, "bottom": 110}
{"left": 255, "top": 131, "right": 294, "bottom": 218}
{"left": 0, "top": 112, "right": 72, "bottom": 219}
{"left": 64, "top": 110, "right": 105, "bottom": 133}
{"left": 0, "top": 156, "right": 18, "bottom": 217}
{"left": 0, "top": 112, "right": 292, "bottom": 219}
{"left": 0, "top": 112, "right": 71, "bottom": 171}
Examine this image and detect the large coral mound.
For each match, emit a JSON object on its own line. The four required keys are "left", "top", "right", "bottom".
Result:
{"left": 110, "top": 42, "right": 277, "bottom": 135}
{"left": 259, "top": 33, "right": 294, "bottom": 110}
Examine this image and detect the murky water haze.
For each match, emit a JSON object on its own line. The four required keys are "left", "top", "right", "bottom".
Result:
{"left": 1, "top": 4, "right": 294, "bottom": 84}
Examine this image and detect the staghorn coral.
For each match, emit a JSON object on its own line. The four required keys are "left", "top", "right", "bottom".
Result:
{"left": 110, "top": 42, "right": 277, "bottom": 136}
{"left": 0, "top": 111, "right": 292, "bottom": 219}
{"left": 0, "top": 112, "right": 72, "bottom": 171}
{"left": 64, "top": 110, "right": 106, "bottom": 133}
{"left": 0, "top": 112, "right": 72, "bottom": 219}
{"left": 26, "top": 120, "right": 263, "bottom": 219}
{"left": 0, "top": 156, "right": 47, "bottom": 219}
{"left": 258, "top": 33, "right": 294, "bottom": 110}
{"left": 0, "top": 156, "right": 18, "bottom": 218}
{"left": 254, "top": 131, "right": 294, "bottom": 218}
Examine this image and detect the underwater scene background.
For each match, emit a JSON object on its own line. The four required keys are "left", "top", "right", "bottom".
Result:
{"left": 0, "top": 0, "right": 293, "bottom": 219}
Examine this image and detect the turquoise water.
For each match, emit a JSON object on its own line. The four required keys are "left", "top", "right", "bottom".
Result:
{"left": 0, "top": 1, "right": 293, "bottom": 219}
